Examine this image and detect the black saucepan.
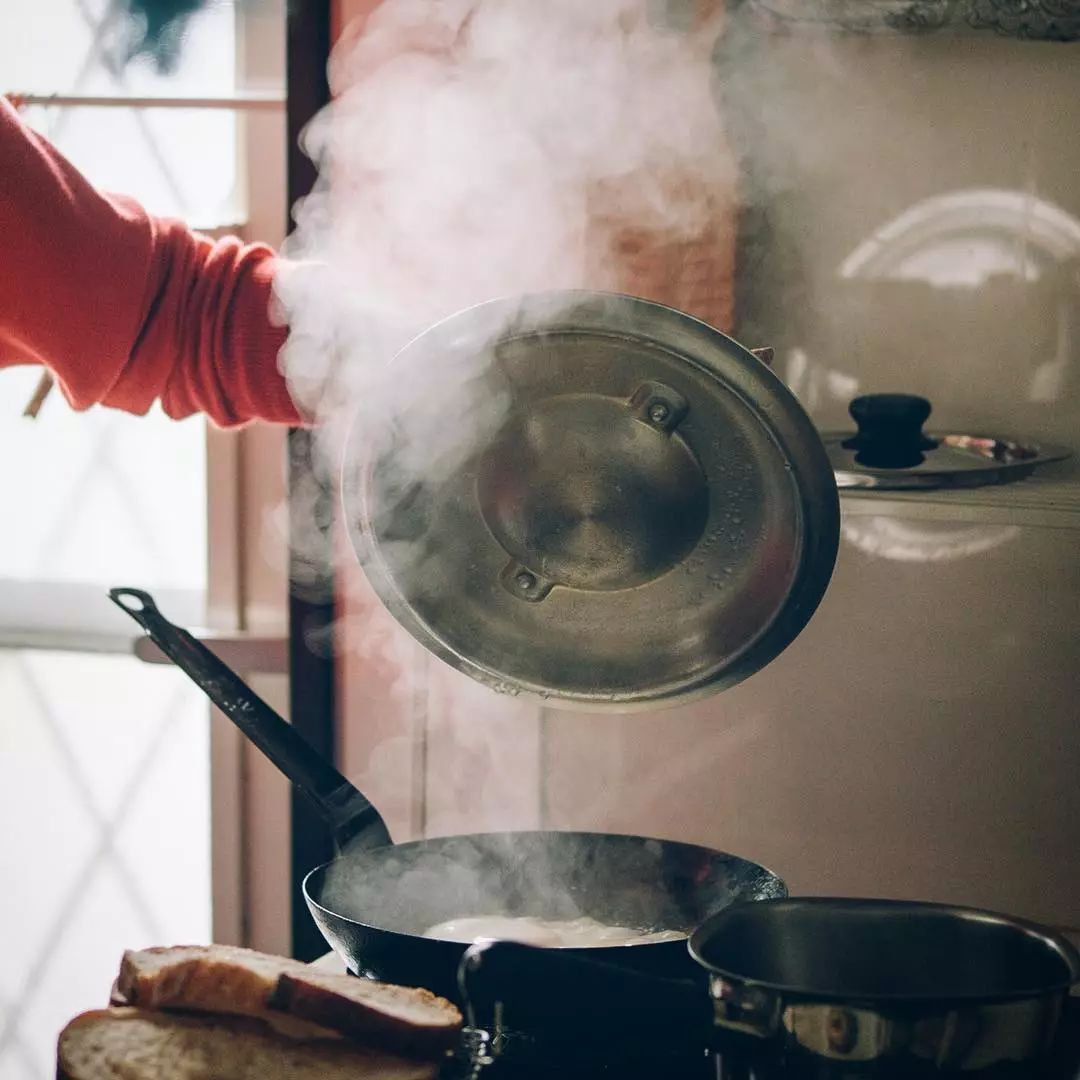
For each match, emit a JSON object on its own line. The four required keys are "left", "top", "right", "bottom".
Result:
{"left": 463, "top": 898, "right": 1080, "bottom": 1075}
{"left": 108, "top": 587, "right": 785, "bottom": 1007}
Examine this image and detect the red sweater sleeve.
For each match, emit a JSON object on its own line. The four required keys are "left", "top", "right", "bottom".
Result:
{"left": 0, "top": 97, "right": 302, "bottom": 427}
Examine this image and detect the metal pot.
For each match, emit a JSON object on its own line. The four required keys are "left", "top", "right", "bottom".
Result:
{"left": 463, "top": 898, "right": 1080, "bottom": 1075}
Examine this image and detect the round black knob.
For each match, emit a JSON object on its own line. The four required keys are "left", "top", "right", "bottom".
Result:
{"left": 843, "top": 393, "right": 938, "bottom": 469}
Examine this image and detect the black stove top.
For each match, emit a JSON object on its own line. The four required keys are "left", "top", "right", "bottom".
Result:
{"left": 443, "top": 999, "right": 1080, "bottom": 1080}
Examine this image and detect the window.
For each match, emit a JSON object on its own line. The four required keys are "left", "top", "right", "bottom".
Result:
{"left": 0, "top": 4, "right": 286, "bottom": 1077}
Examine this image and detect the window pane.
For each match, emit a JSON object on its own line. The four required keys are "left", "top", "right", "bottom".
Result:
{"left": 0, "top": 651, "right": 210, "bottom": 1080}
{"left": 3, "top": 0, "right": 239, "bottom": 224}
{"left": 0, "top": 374, "right": 207, "bottom": 596}
{"left": 0, "top": 4, "right": 233, "bottom": 1077}
{"left": 26, "top": 103, "right": 241, "bottom": 227}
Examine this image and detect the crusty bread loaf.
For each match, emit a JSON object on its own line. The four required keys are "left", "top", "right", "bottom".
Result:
{"left": 116, "top": 945, "right": 462, "bottom": 1059}
{"left": 57, "top": 1008, "right": 439, "bottom": 1080}
{"left": 271, "top": 968, "right": 462, "bottom": 1058}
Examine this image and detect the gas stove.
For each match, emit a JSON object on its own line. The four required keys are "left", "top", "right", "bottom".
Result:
{"left": 444, "top": 998, "right": 1080, "bottom": 1080}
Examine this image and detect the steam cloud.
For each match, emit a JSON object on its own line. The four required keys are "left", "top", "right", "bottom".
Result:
{"left": 276, "top": 0, "right": 732, "bottom": 440}
{"left": 271, "top": 0, "right": 737, "bottom": 849}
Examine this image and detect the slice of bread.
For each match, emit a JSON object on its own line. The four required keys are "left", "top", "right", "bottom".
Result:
{"left": 116, "top": 945, "right": 462, "bottom": 1059}
{"left": 117, "top": 945, "right": 308, "bottom": 1016}
{"left": 57, "top": 1008, "right": 440, "bottom": 1080}
{"left": 271, "top": 968, "right": 462, "bottom": 1058}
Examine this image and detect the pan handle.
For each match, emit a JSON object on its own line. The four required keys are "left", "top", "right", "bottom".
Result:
{"left": 109, "top": 587, "right": 391, "bottom": 851}
{"left": 458, "top": 940, "right": 712, "bottom": 1042}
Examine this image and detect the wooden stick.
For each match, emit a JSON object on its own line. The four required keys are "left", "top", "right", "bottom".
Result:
{"left": 23, "top": 372, "right": 56, "bottom": 419}
{"left": 10, "top": 92, "right": 285, "bottom": 111}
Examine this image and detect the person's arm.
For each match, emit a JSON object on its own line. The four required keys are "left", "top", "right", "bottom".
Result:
{"left": 0, "top": 96, "right": 302, "bottom": 427}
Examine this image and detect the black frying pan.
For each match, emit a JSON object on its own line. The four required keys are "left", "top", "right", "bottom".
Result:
{"left": 108, "top": 587, "right": 785, "bottom": 1007}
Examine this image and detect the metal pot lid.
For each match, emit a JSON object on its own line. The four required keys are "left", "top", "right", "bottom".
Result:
{"left": 823, "top": 393, "right": 1070, "bottom": 491}
{"left": 343, "top": 291, "right": 839, "bottom": 711}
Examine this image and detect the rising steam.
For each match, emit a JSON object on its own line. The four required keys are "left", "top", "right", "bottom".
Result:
{"left": 276, "top": 0, "right": 732, "bottom": 436}
{"left": 272, "top": 0, "right": 736, "bottom": 845}
{"left": 273, "top": 0, "right": 733, "bottom": 630}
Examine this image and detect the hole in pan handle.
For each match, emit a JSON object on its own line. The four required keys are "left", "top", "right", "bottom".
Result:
{"left": 458, "top": 940, "right": 711, "bottom": 1040}
{"left": 108, "top": 587, "right": 390, "bottom": 851}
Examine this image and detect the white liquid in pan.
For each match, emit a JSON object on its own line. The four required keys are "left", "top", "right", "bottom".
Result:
{"left": 422, "top": 915, "right": 688, "bottom": 948}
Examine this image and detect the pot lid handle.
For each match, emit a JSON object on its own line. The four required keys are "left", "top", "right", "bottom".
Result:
{"left": 842, "top": 393, "right": 939, "bottom": 469}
